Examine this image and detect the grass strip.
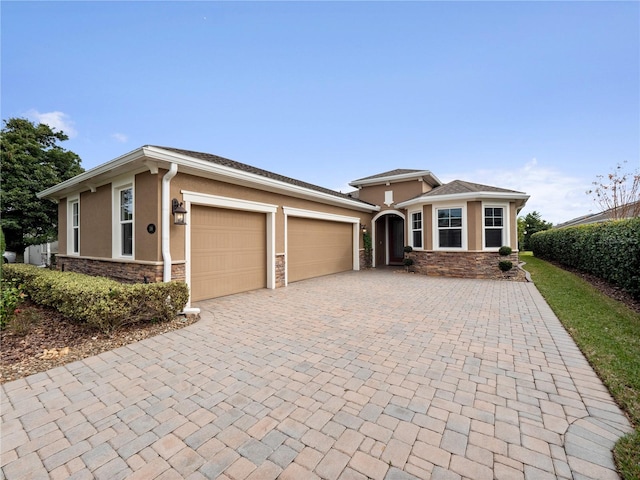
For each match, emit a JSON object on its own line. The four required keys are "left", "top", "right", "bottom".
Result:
{"left": 521, "top": 252, "right": 640, "bottom": 480}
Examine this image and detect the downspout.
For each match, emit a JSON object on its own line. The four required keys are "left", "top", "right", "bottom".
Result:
{"left": 162, "top": 163, "right": 178, "bottom": 282}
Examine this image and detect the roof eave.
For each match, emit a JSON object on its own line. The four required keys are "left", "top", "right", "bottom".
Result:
{"left": 38, "top": 146, "right": 379, "bottom": 213}
{"left": 396, "top": 191, "right": 530, "bottom": 209}
{"left": 349, "top": 170, "right": 442, "bottom": 188}
{"left": 37, "top": 147, "right": 148, "bottom": 200}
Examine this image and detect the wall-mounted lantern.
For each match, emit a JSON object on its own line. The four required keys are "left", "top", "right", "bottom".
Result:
{"left": 360, "top": 224, "right": 368, "bottom": 235}
{"left": 172, "top": 199, "right": 187, "bottom": 226}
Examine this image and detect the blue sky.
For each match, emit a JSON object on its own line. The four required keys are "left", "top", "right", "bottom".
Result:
{"left": 2, "top": 1, "right": 639, "bottom": 224}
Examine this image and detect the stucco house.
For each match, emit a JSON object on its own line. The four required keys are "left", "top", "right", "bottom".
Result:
{"left": 38, "top": 146, "right": 529, "bottom": 308}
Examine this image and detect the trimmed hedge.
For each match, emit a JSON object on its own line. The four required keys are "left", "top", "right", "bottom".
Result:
{"left": 530, "top": 218, "right": 640, "bottom": 300}
{"left": 1, "top": 264, "right": 190, "bottom": 332}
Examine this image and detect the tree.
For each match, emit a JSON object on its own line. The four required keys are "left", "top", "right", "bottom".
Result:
{"left": 521, "top": 211, "right": 553, "bottom": 251}
{"left": 1, "top": 118, "right": 84, "bottom": 253}
{"left": 517, "top": 216, "right": 526, "bottom": 250}
{"left": 587, "top": 162, "right": 640, "bottom": 220}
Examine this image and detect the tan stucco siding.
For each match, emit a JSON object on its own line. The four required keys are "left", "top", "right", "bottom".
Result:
{"left": 80, "top": 185, "right": 112, "bottom": 258}
{"left": 467, "top": 201, "right": 482, "bottom": 251}
{"left": 58, "top": 201, "right": 67, "bottom": 256}
{"left": 170, "top": 172, "right": 372, "bottom": 259}
{"left": 424, "top": 204, "right": 433, "bottom": 250}
{"left": 356, "top": 181, "right": 425, "bottom": 209}
{"left": 135, "top": 171, "right": 161, "bottom": 262}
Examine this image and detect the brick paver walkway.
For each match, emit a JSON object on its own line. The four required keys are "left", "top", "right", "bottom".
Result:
{"left": 1, "top": 271, "right": 632, "bottom": 479}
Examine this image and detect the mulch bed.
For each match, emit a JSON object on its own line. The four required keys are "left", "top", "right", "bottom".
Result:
{"left": 0, "top": 302, "right": 199, "bottom": 384}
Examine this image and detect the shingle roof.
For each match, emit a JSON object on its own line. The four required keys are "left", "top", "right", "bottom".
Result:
{"left": 153, "top": 146, "right": 372, "bottom": 204}
{"left": 351, "top": 169, "right": 424, "bottom": 182}
{"left": 423, "top": 179, "right": 525, "bottom": 197}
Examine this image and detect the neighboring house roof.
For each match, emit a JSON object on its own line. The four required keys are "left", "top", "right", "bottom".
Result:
{"left": 396, "top": 179, "right": 529, "bottom": 209}
{"left": 555, "top": 200, "right": 640, "bottom": 228}
{"left": 38, "top": 146, "right": 378, "bottom": 212}
{"left": 349, "top": 169, "right": 442, "bottom": 188}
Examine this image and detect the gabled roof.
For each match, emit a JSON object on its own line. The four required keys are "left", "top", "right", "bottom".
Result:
{"left": 352, "top": 169, "right": 425, "bottom": 182}
{"left": 349, "top": 169, "right": 442, "bottom": 188}
{"left": 396, "top": 179, "right": 529, "bottom": 209}
{"left": 38, "top": 146, "right": 378, "bottom": 212}
{"left": 155, "top": 146, "right": 369, "bottom": 204}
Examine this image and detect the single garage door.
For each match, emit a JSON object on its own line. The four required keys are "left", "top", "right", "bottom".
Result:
{"left": 288, "top": 217, "right": 353, "bottom": 283}
{"left": 191, "top": 205, "right": 266, "bottom": 301}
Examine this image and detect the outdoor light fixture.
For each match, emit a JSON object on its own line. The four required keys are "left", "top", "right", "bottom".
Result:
{"left": 360, "top": 224, "right": 368, "bottom": 234}
{"left": 172, "top": 199, "right": 187, "bottom": 226}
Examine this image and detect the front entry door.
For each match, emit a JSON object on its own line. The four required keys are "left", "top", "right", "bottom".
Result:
{"left": 388, "top": 215, "right": 404, "bottom": 264}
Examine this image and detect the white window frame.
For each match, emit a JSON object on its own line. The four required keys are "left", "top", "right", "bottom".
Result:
{"left": 67, "top": 195, "right": 80, "bottom": 255}
{"left": 433, "top": 204, "right": 467, "bottom": 250}
{"left": 482, "top": 202, "right": 509, "bottom": 251}
{"left": 409, "top": 209, "right": 423, "bottom": 250}
{"left": 112, "top": 176, "right": 135, "bottom": 259}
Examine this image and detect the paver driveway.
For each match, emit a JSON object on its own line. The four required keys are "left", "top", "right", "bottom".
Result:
{"left": 1, "top": 271, "right": 632, "bottom": 479}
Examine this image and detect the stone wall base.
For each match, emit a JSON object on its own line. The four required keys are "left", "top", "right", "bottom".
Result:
{"left": 406, "top": 250, "right": 520, "bottom": 279}
{"left": 57, "top": 256, "right": 186, "bottom": 284}
{"left": 276, "top": 254, "right": 286, "bottom": 288}
{"left": 359, "top": 248, "right": 372, "bottom": 270}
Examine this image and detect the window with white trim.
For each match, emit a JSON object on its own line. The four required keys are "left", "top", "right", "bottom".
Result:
{"left": 410, "top": 211, "right": 423, "bottom": 248}
{"left": 484, "top": 206, "right": 505, "bottom": 248}
{"left": 115, "top": 184, "right": 134, "bottom": 257}
{"left": 437, "top": 207, "right": 463, "bottom": 248}
{"left": 68, "top": 198, "right": 79, "bottom": 254}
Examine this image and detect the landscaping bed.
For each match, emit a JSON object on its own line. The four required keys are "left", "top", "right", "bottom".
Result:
{"left": 0, "top": 301, "right": 198, "bottom": 384}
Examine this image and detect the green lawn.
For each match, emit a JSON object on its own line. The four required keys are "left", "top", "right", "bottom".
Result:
{"left": 520, "top": 252, "right": 640, "bottom": 480}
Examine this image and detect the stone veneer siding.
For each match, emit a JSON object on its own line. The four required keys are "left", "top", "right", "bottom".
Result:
{"left": 276, "top": 254, "right": 286, "bottom": 288}
{"left": 406, "top": 251, "right": 520, "bottom": 279}
{"left": 57, "top": 256, "right": 186, "bottom": 284}
{"left": 359, "top": 248, "right": 372, "bottom": 270}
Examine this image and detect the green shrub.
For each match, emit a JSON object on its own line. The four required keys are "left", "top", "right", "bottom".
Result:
{"left": 0, "top": 278, "right": 25, "bottom": 329}
{"left": 404, "top": 245, "right": 413, "bottom": 253}
{"left": 531, "top": 218, "right": 640, "bottom": 299}
{"left": 498, "top": 246, "right": 512, "bottom": 256}
{"left": 1, "top": 264, "right": 190, "bottom": 333}
{"left": 498, "top": 260, "right": 513, "bottom": 272}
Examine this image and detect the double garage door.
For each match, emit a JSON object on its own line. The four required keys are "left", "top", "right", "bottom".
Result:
{"left": 191, "top": 206, "right": 353, "bottom": 301}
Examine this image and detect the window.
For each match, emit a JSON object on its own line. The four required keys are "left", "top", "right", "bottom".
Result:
{"left": 484, "top": 206, "right": 504, "bottom": 248}
{"left": 119, "top": 187, "right": 133, "bottom": 256}
{"left": 411, "top": 211, "right": 423, "bottom": 248}
{"left": 437, "top": 207, "right": 462, "bottom": 248}
{"left": 112, "top": 179, "right": 134, "bottom": 259}
{"left": 68, "top": 198, "right": 79, "bottom": 254}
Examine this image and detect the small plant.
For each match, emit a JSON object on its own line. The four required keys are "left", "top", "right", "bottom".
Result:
{"left": 8, "top": 307, "right": 41, "bottom": 336}
{"left": 498, "top": 260, "right": 513, "bottom": 272}
{"left": 0, "top": 279, "right": 26, "bottom": 329}
{"left": 404, "top": 257, "right": 415, "bottom": 272}
{"left": 403, "top": 245, "right": 413, "bottom": 253}
{"left": 498, "top": 246, "right": 512, "bottom": 256}
{"left": 363, "top": 232, "right": 372, "bottom": 268}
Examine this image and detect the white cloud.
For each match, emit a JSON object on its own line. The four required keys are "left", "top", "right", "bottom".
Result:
{"left": 111, "top": 133, "right": 128, "bottom": 143}
{"left": 25, "top": 109, "right": 78, "bottom": 138}
{"left": 440, "top": 158, "right": 598, "bottom": 225}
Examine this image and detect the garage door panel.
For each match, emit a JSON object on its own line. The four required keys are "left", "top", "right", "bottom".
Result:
{"left": 192, "top": 206, "right": 266, "bottom": 301}
{"left": 288, "top": 217, "right": 352, "bottom": 283}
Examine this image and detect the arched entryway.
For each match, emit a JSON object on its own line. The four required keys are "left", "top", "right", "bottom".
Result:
{"left": 372, "top": 211, "right": 405, "bottom": 267}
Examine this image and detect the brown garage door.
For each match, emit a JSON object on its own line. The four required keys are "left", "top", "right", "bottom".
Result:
{"left": 191, "top": 205, "right": 266, "bottom": 301}
{"left": 288, "top": 217, "right": 353, "bottom": 283}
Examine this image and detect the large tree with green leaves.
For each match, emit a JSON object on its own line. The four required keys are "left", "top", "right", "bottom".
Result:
{"left": 1, "top": 117, "right": 84, "bottom": 253}
{"left": 521, "top": 211, "right": 553, "bottom": 251}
